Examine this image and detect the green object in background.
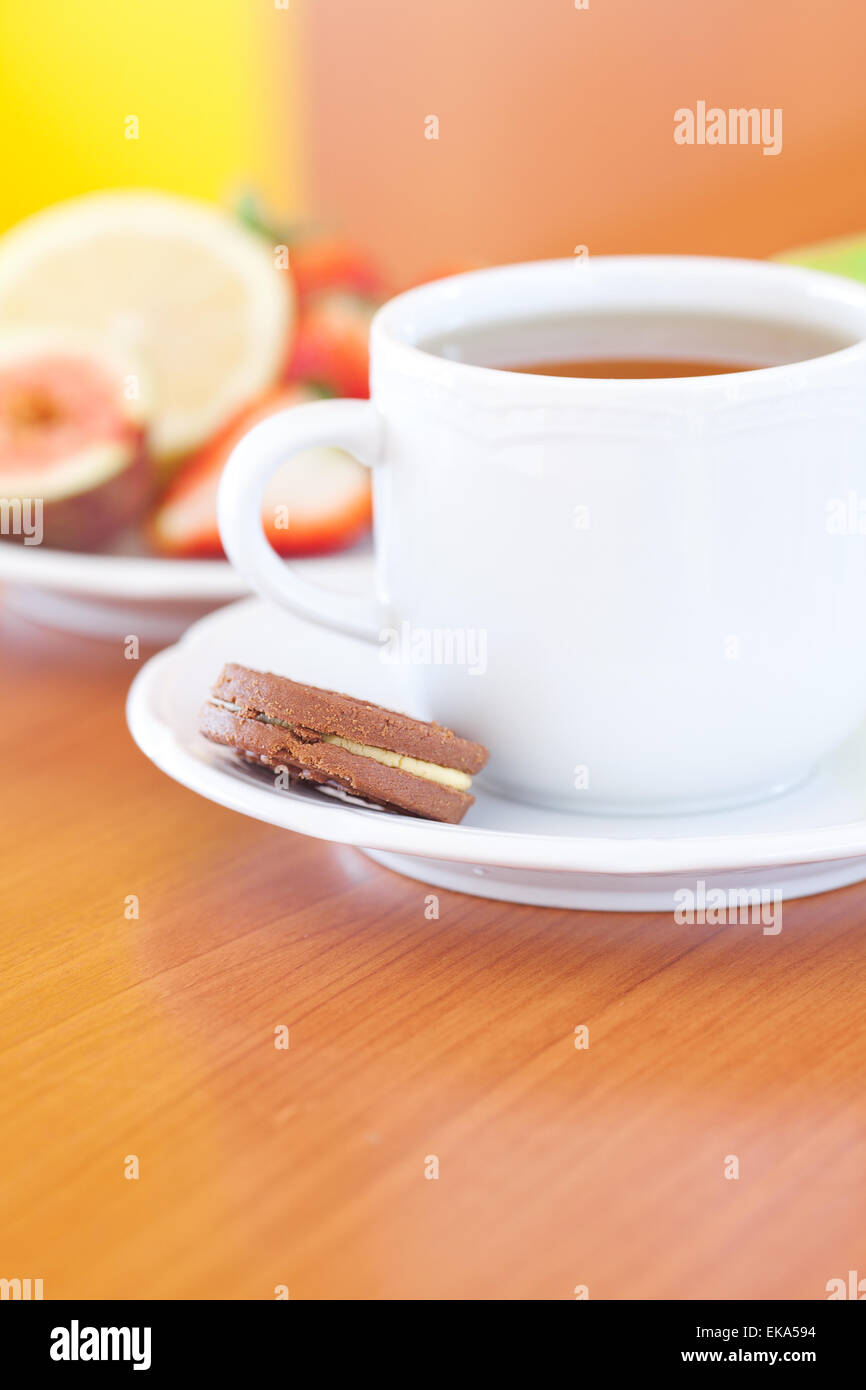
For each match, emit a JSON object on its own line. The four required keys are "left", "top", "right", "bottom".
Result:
{"left": 775, "top": 234, "right": 866, "bottom": 284}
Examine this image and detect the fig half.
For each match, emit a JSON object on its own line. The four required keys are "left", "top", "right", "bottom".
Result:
{"left": 0, "top": 332, "right": 152, "bottom": 551}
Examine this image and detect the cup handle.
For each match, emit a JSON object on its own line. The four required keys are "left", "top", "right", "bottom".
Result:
{"left": 217, "top": 397, "right": 387, "bottom": 642}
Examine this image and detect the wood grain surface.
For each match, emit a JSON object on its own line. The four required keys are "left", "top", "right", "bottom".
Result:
{"left": 1, "top": 609, "right": 865, "bottom": 1301}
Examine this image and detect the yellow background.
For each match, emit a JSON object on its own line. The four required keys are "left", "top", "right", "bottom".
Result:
{"left": 0, "top": 0, "right": 304, "bottom": 231}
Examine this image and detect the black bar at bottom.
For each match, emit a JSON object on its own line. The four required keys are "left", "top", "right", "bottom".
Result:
{"left": 0, "top": 1298, "right": 860, "bottom": 1374}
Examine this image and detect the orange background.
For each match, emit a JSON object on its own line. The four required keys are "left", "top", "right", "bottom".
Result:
{"left": 303, "top": 0, "right": 866, "bottom": 281}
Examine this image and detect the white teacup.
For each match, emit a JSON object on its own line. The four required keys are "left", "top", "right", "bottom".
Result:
{"left": 218, "top": 256, "right": 866, "bottom": 814}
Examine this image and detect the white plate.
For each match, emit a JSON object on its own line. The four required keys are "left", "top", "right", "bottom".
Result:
{"left": 0, "top": 539, "right": 368, "bottom": 644}
{"left": 126, "top": 595, "right": 866, "bottom": 910}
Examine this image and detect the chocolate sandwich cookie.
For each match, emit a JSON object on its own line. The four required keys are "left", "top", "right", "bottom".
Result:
{"left": 199, "top": 663, "right": 489, "bottom": 824}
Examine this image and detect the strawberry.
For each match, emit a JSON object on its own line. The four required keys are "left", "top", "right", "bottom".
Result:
{"left": 151, "top": 384, "right": 372, "bottom": 559}
{"left": 288, "top": 237, "right": 385, "bottom": 304}
{"left": 233, "top": 197, "right": 384, "bottom": 305}
{"left": 285, "top": 290, "right": 374, "bottom": 399}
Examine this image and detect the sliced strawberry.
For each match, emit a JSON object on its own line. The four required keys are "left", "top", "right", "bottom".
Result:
{"left": 151, "top": 384, "right": 372, "bottom": 559}
{"left": 285, "top": 290, "right": 374, "bottom": 399}
{"left": 261, "top": 440, "right": 372, "bottom": 557}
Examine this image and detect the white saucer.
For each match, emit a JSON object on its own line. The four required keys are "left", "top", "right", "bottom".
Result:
{"left": 0, "top": 539, "right": 367, "bottom": 644}
{"left": 126, "top": 595, "right": 866, "bottom": 910}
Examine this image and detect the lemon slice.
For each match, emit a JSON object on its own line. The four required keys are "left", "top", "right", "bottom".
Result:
{"left": 0, "top": 191, "right": 293, "bottom": 461}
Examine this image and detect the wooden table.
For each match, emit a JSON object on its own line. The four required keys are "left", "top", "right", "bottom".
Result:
{"left": 2, "top": 608, "right": 864, "bottom": 1301}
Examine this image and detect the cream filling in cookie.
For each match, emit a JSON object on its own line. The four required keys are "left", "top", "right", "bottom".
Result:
{"left": 212, "top": 700, "right": 472, "bottom": 792}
